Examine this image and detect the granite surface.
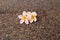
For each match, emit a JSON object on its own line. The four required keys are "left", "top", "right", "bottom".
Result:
{"left": 0, "top": 0, "right": 60, "bottom": 40}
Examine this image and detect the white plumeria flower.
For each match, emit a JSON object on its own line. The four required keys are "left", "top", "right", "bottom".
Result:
{"left": 27, "top": 12, "right": 37, "bottom": 23}
{"left": 18, "top": 11, "right": 29, "bottom": 24}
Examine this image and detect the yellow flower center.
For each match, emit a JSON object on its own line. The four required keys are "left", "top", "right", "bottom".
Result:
{"left": 31, "top": 15, "right": 35, "bottom": 20}
{"left": 22, "top": 16, "right": 27, "bottom": 21}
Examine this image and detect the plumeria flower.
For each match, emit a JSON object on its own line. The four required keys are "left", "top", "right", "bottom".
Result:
{"left": 18, "top": 11, "right": 29, "bottom": 24}
{"left": 27, "top": 12, "right": 37, "bottom": 23}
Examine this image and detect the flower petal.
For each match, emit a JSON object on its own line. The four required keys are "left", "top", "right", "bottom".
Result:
{"left": 27, "top": 12, "right": 32, "bottom": 20}
{"left": 25, "top": 20, "right": 29, "bottom": 24}
{"left": 30, "top": 20, "right": 33, "bottom": 23}
{"left": 22, "top": 11, "right": 27, "bottom": 16}
{"left": 20, "top": 20, "right": 24, "bottom": 24}
{"left": 18, "top": 15, "right": 22, "bottom": 19}
{"left": 32, "top": 12, "right": 37, "bottom": 16}
{"left": 27, "top": 12, "right": 31, "bottom": 16}
{"left": 27, "top": 12, "right": 31, "bottom": 15}
{"left": 34, "top": 18, "right": 37, "bottom": 22}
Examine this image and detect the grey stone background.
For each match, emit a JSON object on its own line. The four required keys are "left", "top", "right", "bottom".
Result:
{"left": 0, "top": 0, "right": 60, "bottom": 40}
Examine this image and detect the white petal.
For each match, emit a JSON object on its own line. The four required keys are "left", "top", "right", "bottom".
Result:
{"left": 27, "top": 12, "right": 31, "bottom": 16}
{"left": 25, "top": 20, "right": 29, "bottom": 24}
{"left": 22, "top": 11, "right": 27, "bottom": 16}
{"left": 20, "top": 20, "right": 24, "bottom": 24}
{"left": 34, "top": 18, "right": 37, "bottom": 22}
{"left": 27, "top": 12, "right": 31, "bottom": 19}
{"left": 32, "top": 12, "right": 37, "bottom": 16}
{"left": 30, "top": 20, "right": 33, "bottom": 23}
{"left": 27, "top": 12, "right": 32, "bottom": 19}
{"left": 27, "top": 12, "right": 31, "bottom": 15}
{"left": 18, "top": 15, "right": 22, "bottom": 19}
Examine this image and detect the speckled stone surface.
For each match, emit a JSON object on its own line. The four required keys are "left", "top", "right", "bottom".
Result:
{"left": 0, "top": 0, "right": 60, "bottom": 40}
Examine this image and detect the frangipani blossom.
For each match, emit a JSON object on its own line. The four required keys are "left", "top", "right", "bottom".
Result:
{"left": 27, "top": 12, "right": 37, "bottom": 23}
{"left": 18, "top": 11, "right": 29, "bottom": 24}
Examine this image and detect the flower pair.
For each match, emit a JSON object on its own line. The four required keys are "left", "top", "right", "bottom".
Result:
{"left": 18, "top": 11, "right": 37, "bottom": 24}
